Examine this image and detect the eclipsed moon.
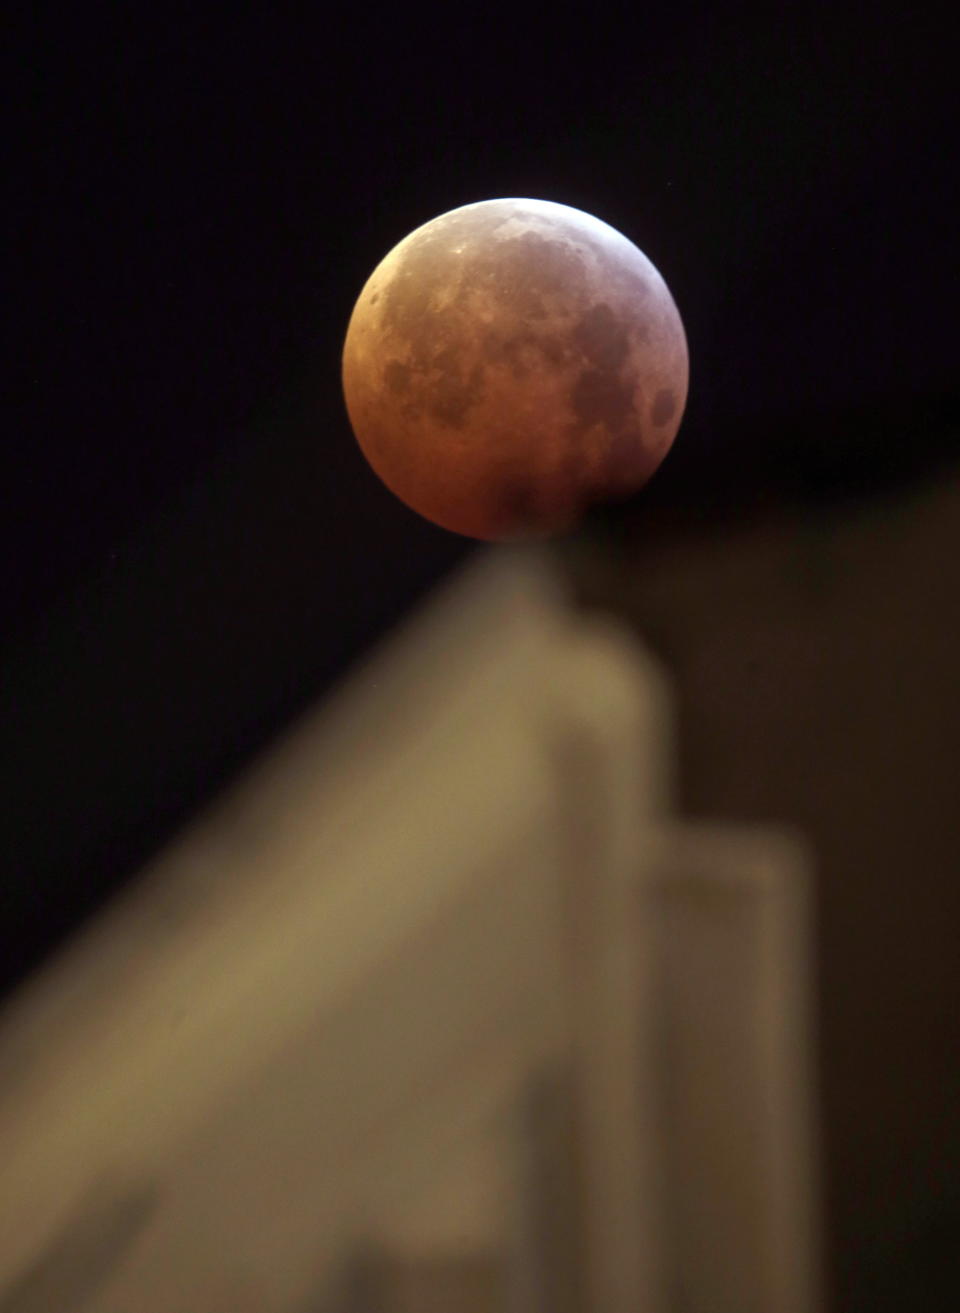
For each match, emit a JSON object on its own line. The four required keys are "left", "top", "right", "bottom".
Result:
{"left": 342, "top": 197, "right": 688, "bottom": 540}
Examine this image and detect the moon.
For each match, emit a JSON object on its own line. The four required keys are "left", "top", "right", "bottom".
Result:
{"left": 342, "top": 198, "right": 688, "bottom": 540}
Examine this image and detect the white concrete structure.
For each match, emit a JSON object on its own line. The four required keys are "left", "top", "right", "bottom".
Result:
{"left": 0, "top": 547, "right": 820, "bottom": 1312}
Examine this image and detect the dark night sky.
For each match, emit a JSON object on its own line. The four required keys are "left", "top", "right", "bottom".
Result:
{"left": 2, "top": 5, "right": 956, "bottom": 991}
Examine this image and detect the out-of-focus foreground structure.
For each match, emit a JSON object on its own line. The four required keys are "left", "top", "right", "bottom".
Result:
{"left": 0, "top": 548, "right": 821, "bottom": 1312}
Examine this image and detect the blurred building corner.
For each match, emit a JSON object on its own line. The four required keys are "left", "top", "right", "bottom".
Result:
{"left": 0, "top": 544, "right": 822, "bottom": 1312}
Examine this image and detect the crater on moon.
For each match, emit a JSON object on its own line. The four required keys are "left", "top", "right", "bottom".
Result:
{"left": 572, "top": 303, "right": 632, "bottom": 371}
{"left": 651, "top": 387, "right": 678, "bottom": 426}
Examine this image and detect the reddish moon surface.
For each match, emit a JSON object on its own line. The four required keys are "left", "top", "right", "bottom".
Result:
{"left": 342, "top": 198, "right": 688, "bottom": 540}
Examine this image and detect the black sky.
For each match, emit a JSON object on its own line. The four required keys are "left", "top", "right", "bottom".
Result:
{"left": 2, "top": 5, "right": 956, "bottom": 989}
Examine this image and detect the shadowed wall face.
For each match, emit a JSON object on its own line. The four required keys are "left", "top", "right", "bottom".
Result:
{"left": 571, "top": 469, "right": 960, "bottom": 1313}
